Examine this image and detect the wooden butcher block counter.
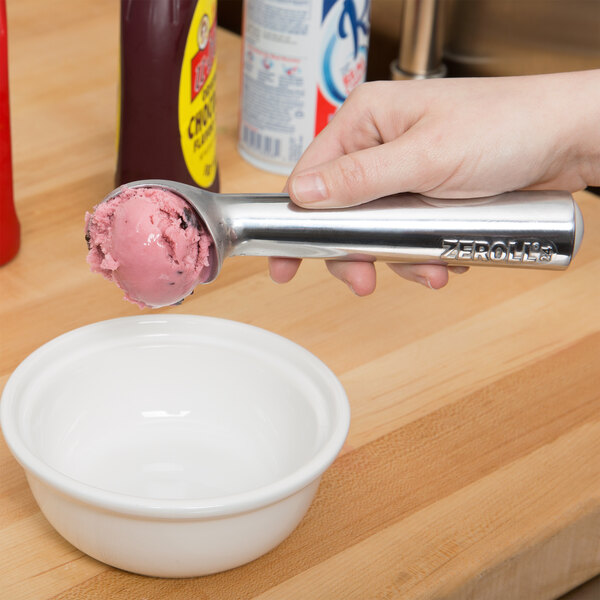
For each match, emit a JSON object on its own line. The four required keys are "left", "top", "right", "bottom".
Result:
{"left": 0, "top": 1, "right": 598, "bottom": 599}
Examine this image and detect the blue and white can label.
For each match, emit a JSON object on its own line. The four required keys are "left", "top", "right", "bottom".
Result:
{"left": 238, "top": 0, "right": 370, "bottom": 175}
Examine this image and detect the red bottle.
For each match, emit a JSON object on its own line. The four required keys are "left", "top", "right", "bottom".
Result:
{"left": 0, "top": 0, "right": 19, "bottom": 266}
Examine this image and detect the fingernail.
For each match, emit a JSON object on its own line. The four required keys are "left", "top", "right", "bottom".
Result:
{"left": 290, "top": 172, "right": 328, "bottom": 204}
{"left": 417, "top": 276, "right": 435, "bottom": 289}
{"left": 342, "top": 279, "right": 359, "bottom": 295}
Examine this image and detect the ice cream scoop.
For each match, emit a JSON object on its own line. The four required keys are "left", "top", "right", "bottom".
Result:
{"left": 85, "top": 186, "right": 212, "bottom": 308}
{"left": 87, "top": 180, "right": 584, "bottom": 308}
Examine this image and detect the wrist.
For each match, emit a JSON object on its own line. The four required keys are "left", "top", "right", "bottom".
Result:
{"left": 556, "top": 70, "right": 600, "bottom": 187}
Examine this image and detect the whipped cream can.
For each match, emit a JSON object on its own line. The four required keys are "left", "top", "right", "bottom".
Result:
{"left": 238, "top": 0, "right": 370, "bottom": 175}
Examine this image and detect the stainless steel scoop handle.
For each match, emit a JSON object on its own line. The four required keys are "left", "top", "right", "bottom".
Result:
{"left": 118, "top": 181, "right": 584, "bottom": 283}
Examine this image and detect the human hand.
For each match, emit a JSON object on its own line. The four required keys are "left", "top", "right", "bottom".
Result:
{"left": 269, "top": 70, "right": 600, "bottom": 294}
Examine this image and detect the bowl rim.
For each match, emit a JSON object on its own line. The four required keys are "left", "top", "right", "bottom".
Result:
{"left": 0, "top": 315, "right": 350, "bottom": 519}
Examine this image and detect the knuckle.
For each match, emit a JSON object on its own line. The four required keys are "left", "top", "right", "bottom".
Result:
{"left": 347, "top": 82, "right": 373, "bottom": 108}
{"left": 335, "top": 153, "right": 369, "bottom": 196}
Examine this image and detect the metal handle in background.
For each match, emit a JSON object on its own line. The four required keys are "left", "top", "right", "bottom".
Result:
{"left": 217, "top": 190, "right": 582, "bottom": 269}
{"left": 390, "top": 0, "right": 447, "bottom": 80}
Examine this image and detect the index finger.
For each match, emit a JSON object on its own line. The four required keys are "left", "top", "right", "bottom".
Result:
{"left": 287, "top": 85, "right": 384, "bottom": 182}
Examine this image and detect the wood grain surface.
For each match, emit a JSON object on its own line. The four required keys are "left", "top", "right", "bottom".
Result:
{"left": 0, "top": 2, "right": 599, "bottom": 599}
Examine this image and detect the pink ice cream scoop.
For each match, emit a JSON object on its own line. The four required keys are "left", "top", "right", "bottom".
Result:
{"left": 86, "top": 180, "right": 582, "bottom": 309}
{"left": 85, "top": 186, "right": 212, "bottom": 309}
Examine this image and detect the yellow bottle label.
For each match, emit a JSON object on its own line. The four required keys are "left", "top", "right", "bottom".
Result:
{"left": 179, "top": 0, "right": 217, "bottom": 188}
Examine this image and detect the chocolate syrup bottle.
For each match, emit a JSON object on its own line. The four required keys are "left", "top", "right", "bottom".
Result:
{"left": 116, "top": 0, "right": 219, "bottom": 192}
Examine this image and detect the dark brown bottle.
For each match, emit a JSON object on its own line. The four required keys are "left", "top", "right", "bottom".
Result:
{"left": 116, "top": 0, "right": 219, "bottom": 192}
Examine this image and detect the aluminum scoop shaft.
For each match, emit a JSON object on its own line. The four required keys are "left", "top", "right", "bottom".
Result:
{"left": 116, "top": 181, "right": 583, "bottom": 283}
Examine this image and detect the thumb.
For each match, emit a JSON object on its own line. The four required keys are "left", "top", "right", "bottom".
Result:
{"left": 288, "top": 128, "right": 438, "bottom": 208}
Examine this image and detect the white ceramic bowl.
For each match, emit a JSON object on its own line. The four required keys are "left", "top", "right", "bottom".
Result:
{"left": 0, "top": 315, "right": 349, "bottom": 577}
